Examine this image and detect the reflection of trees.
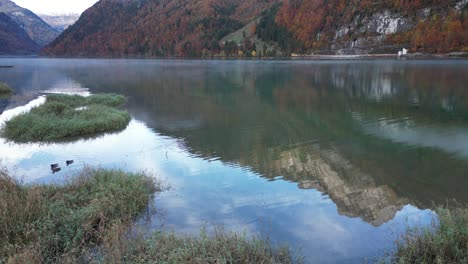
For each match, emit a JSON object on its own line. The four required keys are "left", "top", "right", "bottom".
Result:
{"left": 274, "top": 63, "right": 468, "bottom": 124}
{"left": 0, "top": 64, "right": 75, "bottom": 109}
{"left": 66, "top": 61, "right": 468, "bottom": 225}
{"left": 0, "top": 66, "right": 62, "bottom": 94}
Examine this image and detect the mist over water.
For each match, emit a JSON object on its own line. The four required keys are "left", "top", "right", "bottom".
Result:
{"left": 1, "top": 58, "right": 467, "bottom": 263}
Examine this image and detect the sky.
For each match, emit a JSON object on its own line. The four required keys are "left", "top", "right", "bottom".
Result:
{"left": 13, "top": 0, "right": 98, "bottom": 14}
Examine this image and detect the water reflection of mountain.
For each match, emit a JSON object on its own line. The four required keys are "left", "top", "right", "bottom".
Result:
{"left": 0, "top": 61, "right": 82, "bottom": 109}
{"left": 29, "top": 60, "right": 468, "bottom": 226}
{"left": 258, "top": 145, "right": 407, "bottom": 226}
{"left": 0, "top": 63, "right": 60, "bottom": 93}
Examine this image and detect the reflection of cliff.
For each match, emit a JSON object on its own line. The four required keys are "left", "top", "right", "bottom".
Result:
{"left": 253, "top": 145, "right": 407, "bottom": 226}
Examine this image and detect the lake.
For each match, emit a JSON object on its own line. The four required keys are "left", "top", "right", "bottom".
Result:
{"left": 1, "top": 58, "right": 467, "bottom": 263}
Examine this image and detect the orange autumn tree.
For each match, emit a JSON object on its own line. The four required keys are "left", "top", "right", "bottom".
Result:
{"left": 392, "top": 8, "right": 467, "bottom": 53}
{"left": 273, "top": 0, "right": 466, "bottom": 52}
{"left": 411, "top": 12, "right": 466, "bottom": 53}
{"left": 276, "top": 0, "right": 326, "bottom": 48}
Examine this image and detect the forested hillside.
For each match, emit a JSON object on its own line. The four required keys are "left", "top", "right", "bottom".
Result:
{"left": 43, "top": 0, "right": 277, "bottom": 57}
{"left": 43, "top": 0, "right": 467, "bottom": 57}
{"left": 0, "top": 13, "right": 39, "bottom": 55}
{"left": 274, "top": 0, "right": 467, "bottom": 54}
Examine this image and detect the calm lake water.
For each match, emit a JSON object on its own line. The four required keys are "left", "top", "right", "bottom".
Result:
{"left": 1, "top": 58, "right": 467, "bottom": 263}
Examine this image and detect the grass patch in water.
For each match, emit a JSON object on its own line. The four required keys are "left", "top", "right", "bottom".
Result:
{"left": 1, "top": 93, "right": 131, "bottom": 142}
{"left": 0, "top": 166, "right": 159, "bottom": 263}
{"left": 388, "top": 206, "right": 467, "bottom": 264}
{"left": 0, "top": 83, "right": 13, "bottom": 96}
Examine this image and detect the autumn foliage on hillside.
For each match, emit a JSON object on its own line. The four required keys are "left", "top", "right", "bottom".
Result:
{"left": 389, "top": 10, "right": 468, "bottom": 53}
{"left": 43, "top": 0, "right": 277, "bottom": 57}
{"left": 43, "top": 0, "right": 467, "bottom": 57}
{"left": 275, "top": 0, "right": 467, "bottom": 52}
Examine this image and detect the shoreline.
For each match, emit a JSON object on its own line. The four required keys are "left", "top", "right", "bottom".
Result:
{"left": 290, "top": 52, "right": 468, "bottom": 60}
{"left": 2, "top": 52, "right": 466, "bottom": 60}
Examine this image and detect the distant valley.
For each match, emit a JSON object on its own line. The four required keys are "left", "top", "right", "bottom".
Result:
{"left": 39, "top": 13, "right": 80, "bottom": 32}
{"left": 0, "top": 0, "right": 58, "bottom": 46}
{"left": 0, "top": 0, "right": 78, "bottom": 55}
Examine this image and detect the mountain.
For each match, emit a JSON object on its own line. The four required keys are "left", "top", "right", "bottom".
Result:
{"left": 39, "top": 13, "right": 80, "bottom": 32}
{"left": 0, "top": 12, "right": 39, "bottom": 55}
{"left": 0, "top": 0, "right": 59, "bottom": 47}
{"left": 43, "top": 0, "right": 277, "bottom": 57}
{"left": 43, "top": 0, "right": 467, "bottom": 57}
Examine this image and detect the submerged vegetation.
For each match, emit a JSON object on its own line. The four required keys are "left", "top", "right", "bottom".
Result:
{"left": 1, "top": 93, "right": 131, "bottom": 142}
{"left": 0, "top": 82, "right": 13, "bottom": 96}
{"left": 390, "top": 206, "right": 467, "bottom": 264}
{"left": 0, "top": 166, "right": 297, "bottom": 264}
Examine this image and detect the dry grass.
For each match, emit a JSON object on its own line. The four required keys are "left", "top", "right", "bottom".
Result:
{"left": 0, "top": 166, "right": 159, "bottom": 263}
{"left": 389, "top": 206, "right": 467, "bottom": 264}
{"left": 94, "top": 226, "right": 299, "bottom": 264}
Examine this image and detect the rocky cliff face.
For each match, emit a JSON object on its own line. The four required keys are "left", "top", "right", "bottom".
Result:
{"left": 0, "top": 0, "right": 59, "bottom": 47}
{"left": 273, "top": 0, "right": 467, "bottom": 54}
{"left": 0, "top": 12, "right": 39, "bottom": 55}
{"left": 330, "top": 10, "right": 414, "bottom": 54}
{"left": 330, "top": 4, "right": 467, "bottom": 54}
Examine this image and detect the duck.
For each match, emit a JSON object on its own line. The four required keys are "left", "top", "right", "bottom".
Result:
{"left": 51, "top": 163, "right": 59, "bottom": 170}
{"left": 66, "top": 160, "right": 74, "bottom": 166}
{"left": 52, "top": 167, "right": 61, "bottom": 174}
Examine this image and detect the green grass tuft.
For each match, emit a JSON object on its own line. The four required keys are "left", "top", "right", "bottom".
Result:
{"left": 0, "top": 82, "right": 13, "bottom": 96}
{"left": 46, "top": 93, "right": 127, "bottom": 108}
{"left": 0, "top": 166, "right": 159, "bottom": 263}
{"left": 1, "top": 93, "right": 131, "bottom": 142}
{"left": 390, "top": 206, "right": 467, "bottom": 264}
